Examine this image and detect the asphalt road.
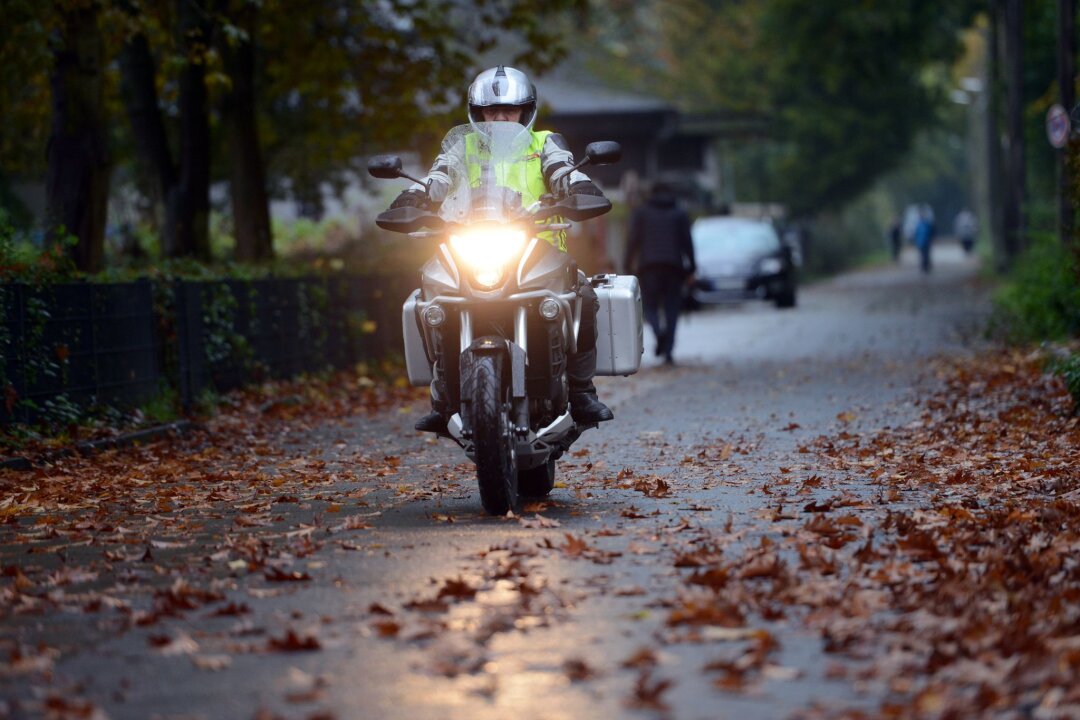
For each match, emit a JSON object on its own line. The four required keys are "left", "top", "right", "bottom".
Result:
{"left": 1, "top": 242, "right": 992, "bottom": 720}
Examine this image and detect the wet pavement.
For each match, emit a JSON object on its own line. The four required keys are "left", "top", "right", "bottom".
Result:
{"left": 1, "top": 243, "right": 993, "bottom": 719}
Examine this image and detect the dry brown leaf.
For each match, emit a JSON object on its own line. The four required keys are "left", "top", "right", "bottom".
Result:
{"left": 267, "top": 629, "right": 321, "bottom": 652}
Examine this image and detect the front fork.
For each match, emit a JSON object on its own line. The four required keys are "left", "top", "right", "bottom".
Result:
{"left": 456, "top": 306, "right": 530, "bottom": 355}
{"left": 458, "top": 306, "right": 530, "bottom": 439}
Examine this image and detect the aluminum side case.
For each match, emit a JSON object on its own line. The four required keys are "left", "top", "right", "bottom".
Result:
{"left": 402, "top": 290, "right": 434, "bottom": 386}
{"left": 592, "top": 274, "right": 643, "bottom": 376}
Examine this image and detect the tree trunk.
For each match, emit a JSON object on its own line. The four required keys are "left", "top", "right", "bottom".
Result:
{"left": 987, "top": 0, "right": 1007, "bottom": 271}
{"left": 1058, "top": 0, "right": 1076, "bottom": 257}
{"left": 223, "top": 2, "right": 273, "bottom": 263}
{"left": 175, "top": 0, "right": 213, "bottom": 261}
{"left": 45, "top": 3, "right": 110, "bottom": 273}
{"left": 1002, "top": 0, "right": 1025, "bottom": 263}
{"left": 118, "top": 13, "right": 179, "bottom": 256}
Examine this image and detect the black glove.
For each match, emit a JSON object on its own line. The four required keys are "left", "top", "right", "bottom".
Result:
{"left": 390, "top": 190, "right": 431, "bottom": 210}
{"left": 569, "top": 180, "right": 604, "bottom": 197}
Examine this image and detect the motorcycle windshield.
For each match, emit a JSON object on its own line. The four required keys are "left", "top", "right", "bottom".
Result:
{"left": 438, "top": 122, "right": 535, "bottom": 226}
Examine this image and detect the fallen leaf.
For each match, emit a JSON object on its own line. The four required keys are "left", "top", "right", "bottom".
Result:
{"left": 621, "top": 647, "right": 658, "bottom": 669}
{"left": 192, "top": 654, "right": 232, "bottom": 671}
{"left": 564, "top": 658, "right": 596, "bottom": 682}
{"left": 264, "top": 568, "right": 312, "bottom": 583}
{"left": 267, "top": 630, "right": 321, "bottom": 652}
{"left": 626, "top": 670, "right": 673, "bottom": 710}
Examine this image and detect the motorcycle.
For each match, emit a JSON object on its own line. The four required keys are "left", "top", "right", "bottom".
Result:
{"left": 368, "top": 122, "right": 643, "bottom": 515}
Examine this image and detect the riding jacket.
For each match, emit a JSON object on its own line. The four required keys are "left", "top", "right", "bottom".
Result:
{"left": 407, "top": 129, "right": 590, "bottom": 252}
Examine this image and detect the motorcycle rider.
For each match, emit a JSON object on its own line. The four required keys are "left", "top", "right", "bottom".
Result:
{"left": 389, "top": 65, "right": 614, "bottom": 434}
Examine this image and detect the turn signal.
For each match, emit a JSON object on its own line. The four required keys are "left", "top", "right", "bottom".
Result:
{"left": 423, "top": 304, "right": 446, "bottom": 327}
{"left": 538, "top": 298, "right": 561, "bottom": 320}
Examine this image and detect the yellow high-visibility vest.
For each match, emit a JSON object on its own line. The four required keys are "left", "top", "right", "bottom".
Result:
{"left": 465, "top": 129, "right": 567, "bottom": 251}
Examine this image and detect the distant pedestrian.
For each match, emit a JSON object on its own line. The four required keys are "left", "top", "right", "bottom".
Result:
{"left": 624, "top": 182, "right": 695, "bottom": 365}
{"left": 914, "top": 204, "right": 935, "bottom": 274}
{"left": 888, "top": 218, "right": 902, "bottom": 262}
{"left": 954, "top": 208, "right": 977, "bottom": 255}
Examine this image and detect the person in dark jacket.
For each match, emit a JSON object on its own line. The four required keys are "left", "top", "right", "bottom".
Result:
{"left": 624, "top": 182, "right": 696, "bottom": 365}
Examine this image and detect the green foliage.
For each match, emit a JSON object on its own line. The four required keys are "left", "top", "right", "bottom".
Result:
{"left": 584, "top": 1, "right": 769, "bottom": 115}
{"left": 802, "top": 207, "right": 883, "bottom": 279}
{"left": 272, "top": 217, "right": 355, "bottom": 258}
{"left": 1047, "top": 351, "right": 1080, "bottom": 414}
{"left": 1021, "top": 0, "right": 1059, "bottom": 230}
{"left": 135, "top": 387, "right": 180, "bottom": 424}
{"left": 0, "top": 0, "right": 54, "bottom": 175}
{"left": 193, "top": 387, "right": 222, "bottom": 418}
{"left": 0, "top": 176, "right": 33, "bottom": 231}
{"left": 816, "top": 114, "right": 973, "bottom": 273}
{"left": 297, "top": 280, "right": 330, "bottom": 363}
{"left": 37, "top": 394, "right": 82, "bottom": 429}
{"left": 0, "top": 212, "right": 79, "bottom": 283}
{"left": 990, "top": 233, "right": 1080, "bottom": 344}
{"left": 587, "top": 0, "right": 980, "bottom": 218}
{"left": 20, "top": 293, "right": 62, "bottom": 389}
{"left": 760, "top": 0, "right": 980, "bottom": 217}
{"left": 0, "top": 283, "right": 72, "bottom": 429}
{"left": 200, "top": 283, "right": 256, "bottom": 388}
{"left": 3, "top": 0, "right": 590, "bottom": 267}
{"left": 242, "top": 0, "right": 588, "bottom": 208}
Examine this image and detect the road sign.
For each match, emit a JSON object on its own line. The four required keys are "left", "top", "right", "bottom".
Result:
{"left": 1047, "top": 104, "right": 1070, "bottom": 148}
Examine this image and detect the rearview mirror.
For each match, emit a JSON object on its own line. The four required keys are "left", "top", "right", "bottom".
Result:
{"left": 584, "top": 141, "right": 621, "bottom": 166}
{"left": 368, "top": 155, "right": 404, "bottom": 179}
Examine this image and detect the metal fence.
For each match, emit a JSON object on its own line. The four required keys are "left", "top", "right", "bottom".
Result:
{"left": 0, "top": 275, "right": 414, "bottom": 425}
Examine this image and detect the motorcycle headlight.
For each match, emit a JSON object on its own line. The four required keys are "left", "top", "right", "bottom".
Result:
{"left": 760, "top": 257, "right": 783, "bottom": 275}
{"left": 450, "top": 227, "right": 527, "bottom": 289}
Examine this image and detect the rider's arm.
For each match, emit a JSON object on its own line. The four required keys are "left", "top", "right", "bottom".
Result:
{"left": 541, "top": 133, "right": 598, "bottom": 198}
{"left": 390, "top": 140, "right": 464, "bottom": 209}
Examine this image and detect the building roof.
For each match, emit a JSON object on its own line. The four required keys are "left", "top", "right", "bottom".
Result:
{"left": 536, "top": 79, "right": 673, "bottom": 115}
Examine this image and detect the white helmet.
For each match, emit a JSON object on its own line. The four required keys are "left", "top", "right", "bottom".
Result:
{"left": 467, "top": 66, "right": 537, "bottom": 131}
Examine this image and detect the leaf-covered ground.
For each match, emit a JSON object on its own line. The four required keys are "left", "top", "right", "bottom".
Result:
{"left": 1, "top": 345, "right": 1077, "bottom": 719}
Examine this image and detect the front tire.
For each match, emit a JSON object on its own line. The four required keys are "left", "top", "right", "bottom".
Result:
{"left": 471, "top": 354, "right": 518, "bottom": 515}
{"left": 518, "top": 456, "right": 556, "bottom": 497}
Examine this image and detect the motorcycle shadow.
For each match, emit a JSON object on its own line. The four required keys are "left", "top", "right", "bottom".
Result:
{"left": 372, "top": 488, "right": 617, "bottom": 528}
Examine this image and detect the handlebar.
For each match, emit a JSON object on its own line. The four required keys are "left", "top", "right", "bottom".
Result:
{"left": 375, "top": 191, "right": 611, "bottom": 234}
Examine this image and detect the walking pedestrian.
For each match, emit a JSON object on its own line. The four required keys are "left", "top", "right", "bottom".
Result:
{"left": 888, "top": 217, "right": 902, "bottom": 262}
{"left": 953, "top": 208, "right": 977, "bottom": 255}
{"left": 914, "top": 204, "right": 935, "bottom": 274}
{"left": 624, "top": 182, "right": 695, "bottom": 365}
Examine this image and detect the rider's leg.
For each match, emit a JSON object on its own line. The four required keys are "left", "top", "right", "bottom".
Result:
{"left": 415, "top": 363, "right": 450, "bottom": 433}
{"left": 659, "top": 267, "right": 683, "bottom": 361}
{"left": 567, "top": 282, "right": 614, "bottom": 423}
{"left": 639, "top": 266, "right": 664, "bottom": 356}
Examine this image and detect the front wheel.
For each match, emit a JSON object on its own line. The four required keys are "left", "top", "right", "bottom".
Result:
{"left": 471, "top": 354, "right": 518, "bottom": 515}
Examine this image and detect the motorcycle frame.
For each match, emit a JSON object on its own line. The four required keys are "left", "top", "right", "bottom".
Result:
{"left": 411, "top": 239, "right": 588, "bottom": 470}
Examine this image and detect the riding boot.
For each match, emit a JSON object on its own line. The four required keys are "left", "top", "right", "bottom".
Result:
{"left": 414, "top": 410, "right": 448, "bottom": 434}
{"left": 567, "top": 281, "right": 613, "bottom": 423}
{"left": 414, "top": 365, "right": 450, "bottom": 434}
{"left": 567, "top": 345, "right": 614, "bottom": 423}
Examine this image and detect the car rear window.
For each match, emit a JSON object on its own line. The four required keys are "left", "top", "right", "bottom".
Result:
{"left": 693, "top": 220, "right": 781, "bottom": 255}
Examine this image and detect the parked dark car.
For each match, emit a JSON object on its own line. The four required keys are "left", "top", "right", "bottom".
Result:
{"left": 689, "top": 216, "right": 797, "bottom": 308}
